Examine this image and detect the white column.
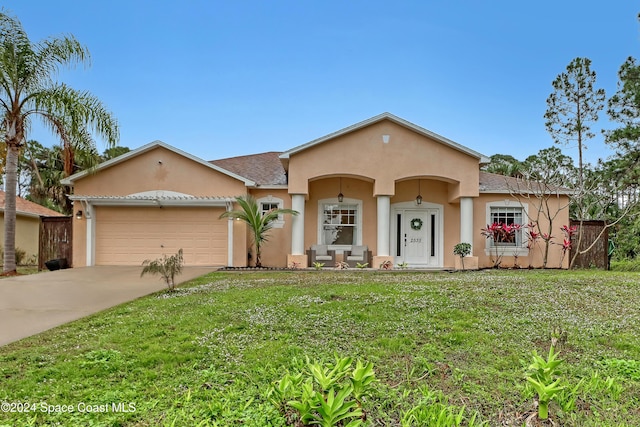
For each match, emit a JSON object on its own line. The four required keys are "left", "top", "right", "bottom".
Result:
{"left": 460, "top": 197, "right": 474, "bottom": 252}
{"left": 291, "top": 194, "right": 305, "bottom": 255}
{"left": 377, "top": 195, "right": 391, "bottom": 256}
{"left": 226, "top": 202, "right": 234, "bottom": 267}
{"left": 86, "top": 203, "right": 95, "bottom": 266}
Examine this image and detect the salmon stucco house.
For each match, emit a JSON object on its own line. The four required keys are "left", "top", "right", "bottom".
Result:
{"left": 61, "top": 113, "right": 570, "bottom": 269}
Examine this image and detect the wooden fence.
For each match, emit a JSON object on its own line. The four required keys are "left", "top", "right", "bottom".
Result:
{"left": 569, "top": 219, "right": 609, "bottom": 270}
{"left": 39, "top": 216, "right": 72, "bottom": 270}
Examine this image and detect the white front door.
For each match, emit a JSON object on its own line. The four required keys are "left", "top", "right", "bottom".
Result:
{"left": 394, "top": 208, "right": 441, "bottom": 267}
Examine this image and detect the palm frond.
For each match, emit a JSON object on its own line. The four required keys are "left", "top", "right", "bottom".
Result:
{"left": 219, "top": 195, "right": 298, "bottom": 267}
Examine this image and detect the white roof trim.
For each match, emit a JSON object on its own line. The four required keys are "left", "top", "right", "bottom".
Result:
{"left": 0, "top": 208, "right": 64, "bottom": 218}
{"left": 12, "top": 210, "right": 50, "bottom": 219}
{"left": 61, "top": 140, "right": 256, "bottom": 186}
{"left": 279, "top": 112, "right": 491, "bottom": 163}
{"left": 68, "top": 194, "right": 234, "bottom": 207}
{"left": 248, "top": 184, "right": 289, "bottom": 190}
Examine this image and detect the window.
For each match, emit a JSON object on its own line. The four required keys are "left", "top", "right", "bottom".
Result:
{"left": 319, "top": 201, "right": 361, "bottom": 246}
{"left": 489, "top": 206, "right": 523, "bottom": 246}
{"left": 260, "top": 202, "right": 280, "bottom": 216}
{"left": 257, "top": 196, "right": 284, "bottom": 228}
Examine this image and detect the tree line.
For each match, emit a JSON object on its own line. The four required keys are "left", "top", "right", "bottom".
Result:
{"left": 1, "top": 141, "right": 129, "bottom": 214}
{"left": 484, "top": 46, "right": 640, "bottom": 261}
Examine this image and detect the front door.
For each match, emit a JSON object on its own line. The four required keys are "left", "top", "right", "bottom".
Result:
{"left": 395, "top": 209, "right": 440, "bottom": 267}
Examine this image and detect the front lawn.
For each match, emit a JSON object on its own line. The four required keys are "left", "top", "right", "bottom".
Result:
{"left": 0, "top": 270, "right": 638, "bottom": 426}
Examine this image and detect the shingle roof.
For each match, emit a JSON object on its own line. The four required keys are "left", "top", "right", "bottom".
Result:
{"left": 0, "top": 191, "right": 66, "bottom": 217}
{"left": 210, "top": 151, "right": 287, "bottom": 186}
{"left": 479, "top": 172, "right": 572, "bottom": 194}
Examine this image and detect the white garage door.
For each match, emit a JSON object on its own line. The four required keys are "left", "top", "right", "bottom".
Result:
{"left": 95, "top": 206, "right": 227, "bottom": 266}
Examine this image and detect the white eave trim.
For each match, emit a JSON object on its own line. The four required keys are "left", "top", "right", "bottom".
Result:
{"left": 0, "top": 209, "right": 64, "bottom": 219}
{"left": 247, "top": 184, "right": 289, "bottom": 190}
{"left": 61, "top": 140, "right": 255, "bottom": 187}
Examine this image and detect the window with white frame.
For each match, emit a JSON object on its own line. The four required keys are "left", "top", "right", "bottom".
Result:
{"left": 319, "top": 200, "right": 361, "bottom": 246}
{"left": 483, "top": 204, "right": 527, "bottom": 251}
{"left": 260, "top": 202, "right": 279, "bottom": 216}
{"left": 488, "top": 206, "right": 524, "bottom": 247}
{"left": 257, "top": 196, "right": 285, "bottom": 228}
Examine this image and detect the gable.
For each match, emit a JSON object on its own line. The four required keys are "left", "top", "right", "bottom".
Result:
{"left": 285, "top": 115, "right": 488, "bottom": 196}
{"left": 70, "top": 144, "right": 249, "bottom": 197}
{"left": 281, "top": 112, "right": 490, "bottom": 164}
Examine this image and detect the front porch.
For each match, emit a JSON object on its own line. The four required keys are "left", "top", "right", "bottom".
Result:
{"left": 286, "top": 176, "right": 477, "bottom": 269}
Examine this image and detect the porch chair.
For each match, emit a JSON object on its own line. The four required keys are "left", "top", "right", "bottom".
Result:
{"left": 306, "top": 245, "right": 336, "bottom": 267}
{"left": 344, "top": 245, "right": 372, "bottom": 268}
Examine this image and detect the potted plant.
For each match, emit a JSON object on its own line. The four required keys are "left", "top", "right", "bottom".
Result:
{"left": 453, "top": 243, "right": 472, "bottom": 270}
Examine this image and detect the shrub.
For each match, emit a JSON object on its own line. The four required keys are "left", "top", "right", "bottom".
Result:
{"left": 0, "top": 246, "right": 28, "bottom": 266}
{"left": 525, "top": 346, "right": 565, "bottom": 420}
{"left": 140, "top": 249, "right": 184, "bottom": 291}
{"left": 453, "top": 243, "right": 471, "bottom": 270}
{"left": 268, "top": 355, "right": 376, "bottom": 426}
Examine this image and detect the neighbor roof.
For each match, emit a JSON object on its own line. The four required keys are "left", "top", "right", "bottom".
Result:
{"left": 211, "top": 151, "right": 287, "bottom": 186}
{"left": 279, "top": 112, "right": 491, "bottom": 164}
{"left": 0, "top": 191, "right": 66, "bottom": 218}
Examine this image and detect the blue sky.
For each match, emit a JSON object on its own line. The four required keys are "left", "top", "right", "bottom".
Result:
{"left": 3, "top": 1, "right": 639, "bottom": 165}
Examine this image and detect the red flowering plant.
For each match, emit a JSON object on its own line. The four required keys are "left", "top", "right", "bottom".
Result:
{"left": 481, "top": 222, "right": 521, "bottom": 267}
{"left": 525, "top": 222, "right": 541, "bottom": 268}
{"left": 557, "top": 224, "right": 578, "bottom": 267}
{"left": 507, "top": 223, "right": 523, "bottom": 267}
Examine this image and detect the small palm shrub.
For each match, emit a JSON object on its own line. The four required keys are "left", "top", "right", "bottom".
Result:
{"left": 140, "top": 249, "right": 184, "bottom": 291}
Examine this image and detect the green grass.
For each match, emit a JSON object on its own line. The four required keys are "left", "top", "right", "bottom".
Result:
{"left": 611, "top": 258, "right": 640, "bottom": 272}
{"left": 0, "top": 270, "right": 638, "bottom": 426}
{"left": 0, "top": 266, "right": 41, "bottom": 278}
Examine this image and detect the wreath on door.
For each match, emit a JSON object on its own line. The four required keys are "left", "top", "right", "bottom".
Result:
{"left": 410, "top": 218, "right": 423, "bottom": 230}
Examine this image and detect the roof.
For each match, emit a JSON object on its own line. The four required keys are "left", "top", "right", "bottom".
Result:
{"left": 0, "top": 191, "right": 66, "bottom": 218}
{"left": 279, "top": 112, "right": 491, "bottom": 164}
{"left": 479, "top": 171, "right": 572, "bottom": 195}
{"left": 211, "top": 151, "right": 287, "bottom": 186}
{"left": 61, "top": 140, "right": 256, "bottom": 187}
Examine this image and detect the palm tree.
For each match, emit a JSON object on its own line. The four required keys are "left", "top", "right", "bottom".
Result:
{"left": 219, "top": 195, "right": 298, "bottom": 267}
{"left": 0, "top": 11, "right": 119, "bottom": 274}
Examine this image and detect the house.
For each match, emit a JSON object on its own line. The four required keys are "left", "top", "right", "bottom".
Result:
{"left": 61, "top": 113, "right": 570, "bottom": 269}
{"left": 0, "top": 190, "right": 66, "bottom": 264}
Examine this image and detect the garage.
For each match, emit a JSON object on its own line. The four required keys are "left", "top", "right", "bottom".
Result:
{"left": 62, "top": 142, "right": 254, "bottom": 268}
{"left": 94, "top": 206, "right": 227, "bottom": 266}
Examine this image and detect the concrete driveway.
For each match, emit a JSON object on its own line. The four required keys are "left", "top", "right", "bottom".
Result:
{"left": 0, "top": 266, "right": 218, "bottom": 347}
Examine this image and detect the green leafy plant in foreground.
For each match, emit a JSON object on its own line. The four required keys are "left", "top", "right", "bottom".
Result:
{"left": 268, "top": 356, "right": 376, "bottom": 426}
{"left": 401, "top": 385, "right": 487, "bottom": 427}
{"left": 313, "top": 262, "right": 326, "bottom": 270}
{"left": 525, "top": 346, "right": 565, "bottom": 420}
{"left": 140, "top": 248, "right": 184, "bottom": 291}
